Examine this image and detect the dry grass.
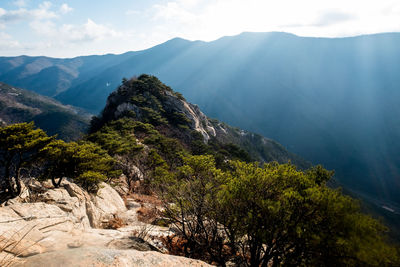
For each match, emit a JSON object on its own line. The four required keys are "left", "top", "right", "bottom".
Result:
{"left": 104, "top": 214, "right": 126, "bottom": 229}
{"left": 160, "top": 234, "right": 188, "bottom": 256}
{"left": 0, "top": 225, "right": 37, "bottom": 267}
{"left": 125, "top": 192, "right": 163, "bottom": 225}
{"left": 136, "top": 205, "right": 160, "bottom": 224}
{"left": 129, "top": 193, "right": 162, "bottom": 206}
{"left": 131, "top": 224, "right": 155, "bottom": 241}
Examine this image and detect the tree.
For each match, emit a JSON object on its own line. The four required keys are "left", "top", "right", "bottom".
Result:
{"left": 157, "top": 156, "right": 400, "bottom": 266}
{"left": 0, "top": 122, "right": 52, "bottom": 198}
{"left": 87, "top": 118, "right": 143, "bottom": 157}
{"left": 39, "top": 139, "right": 75, "bottom": 187}
{"left": 40, "top": 140, "right": 120, "bottom": 192}
{"left": 87, "top": 118, "right": 144, "bottom": 189}
{"left": 73, "top": 141, "right": 120, "bottom": 192}
{"left": 156, "top": 155, "right": 231, "bottom": 266}
{"left": 218, "top": 161, "right": 399, "bottom": 266}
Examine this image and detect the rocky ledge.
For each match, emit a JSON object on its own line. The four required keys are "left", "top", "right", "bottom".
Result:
{"left": 13, "top": 247, "right": 210, "bottom": 267}
{"left": 0, "top": 179, "right": 211, "bottom": 266}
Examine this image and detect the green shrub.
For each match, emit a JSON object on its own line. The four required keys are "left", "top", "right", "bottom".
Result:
{"left": 40, "top": 140, "right": 120, "bottom": 192}
{"left": 157, "top": 155, "right": 400, "bottom": 266}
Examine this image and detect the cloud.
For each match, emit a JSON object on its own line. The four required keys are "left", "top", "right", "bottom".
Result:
{"left": 13, "top": 0, "right": 28, "bottom": 7}
{"left": 147, "top": 0, "right": 400, "bottom": 41}
{"left": 280, "top": 10, "right": 356, "bottom": 29}
{"left": 314, "top": 10, "right": 356, "bottom": 26}
{"left": 0, "top": 31, "right": 21, "bottom": 50}
{"left": 0, "top": 9, "right": 4, "bottom": 29}
{"left": 60, "top": 3, "right": 73, "bottom": 14}
{"left": 0, "top": 3, "right": 57, "bottom": 24}
{"left": 61, "top": 19, "right": 122, "bottom": 42}
{"left": 30, "top": 18, "right": 122, "bottom": 43}
{"left": 4, "top": 0, "right": 400, "bottom": 57}
{"left": 39, "top": 1, "right": 52, "bottom": 10}
{"left": 126, "top": 10, "right": 140, "bottom": 15}
{"left": 152, "top": 2, "right": 197, "bottom": 23}
{"left": 29, "top": 20, "right": 57, "bottom": 36}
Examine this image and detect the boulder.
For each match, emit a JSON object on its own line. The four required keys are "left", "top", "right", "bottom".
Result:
{"left": 31, "top": 180, "right": 127, "bottom": 229}
{"left": 14, "top": 247, "right": 212, "bottom": 267}
{"left": 63, "top": 180, "right": 90, "bottom": 202}
{"left": 0, "top": 180, "right": 131, "bottom": 257}
{"left": 0, "top": 180, "right": 180, "bottom": 264}
{"left": 1, "top": 181, "right": 30, "bottom": 206}
{"left": 4, "top": 202, "right": 74, "bottom": 233}
{"left": 90, "top": 182, "right": 127, "bottom": 226}
{"left": 112, "top": 174, "right": 130, "bottom": 196}
{"left": 39, "top": 184, "right": 91, "bottom": 229}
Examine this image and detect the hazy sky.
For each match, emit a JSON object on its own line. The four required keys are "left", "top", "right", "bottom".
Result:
{"left": 1, "top": 0, "right": 399, "bottom": 57}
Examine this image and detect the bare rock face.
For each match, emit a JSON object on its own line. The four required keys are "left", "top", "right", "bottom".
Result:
{"left": 162, "top": 91, "right": 216, "bottom": 142}
{"left": 112, "top": 174, "right": 130, "bottom": 196}
{"left": 40, "top": 185, "right": 91, "bottom": 228}
{"left": 0, "top": 180, "right": 200, "bottom": 266}
{"left": 92, "top": 182, "right": 127, "bottom": 219}
{"left": 38, "top": 180, "right": 127, "bottom": 229}
{"left": 0, "top": 235, "right": 46, "bottom": 257}
{"left": 0, "top": 180, "right": 129, "bottom": 257}
{"left": 0, "top": 202, "right": 77, "bottom": 255}
{"left": 14, "top": 247, "right": 212, "bottom": 267}
{"left": 63, "top": 180, "right": 90, "bottom": 201}
{"left": 115, "top": 102, "right": 141, "bottom": 118}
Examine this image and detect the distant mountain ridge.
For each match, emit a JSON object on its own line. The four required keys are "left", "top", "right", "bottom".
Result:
{"left": 1, "top": 32, "right": 400, "bottom": 207}
{"left": 0, "top": 82, "right": 90, "bottom": 140}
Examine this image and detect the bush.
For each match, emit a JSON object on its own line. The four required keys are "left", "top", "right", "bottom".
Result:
{"left": 40, "top": 140, "right": 120, "bottom": 193}
{"left": 156, "top": 155, "right": 231, "bottom": 265}
{"left": 157, "top": 155, "right": 400, "bottom": 267}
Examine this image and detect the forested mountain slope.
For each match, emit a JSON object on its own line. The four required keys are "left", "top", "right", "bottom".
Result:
{"left": 0, "top": 82, "right": 89, "bottom": 140}
{"left": 1, "top": 32, "right": 400, "bottom": 207}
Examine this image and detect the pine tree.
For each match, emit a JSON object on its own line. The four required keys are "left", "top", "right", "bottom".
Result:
{"left": 0, "top": 122, "right": 52, "bottom": 198}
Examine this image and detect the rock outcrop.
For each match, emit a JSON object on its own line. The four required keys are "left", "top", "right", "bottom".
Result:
{"left": 0, "top": 179, "right": 186, "bottom": 267}
{"left": 0, "top": 180, "right": 125, "bottom": 255}
{"left": 13, "top": 247, "right": 212, "bottom": 267}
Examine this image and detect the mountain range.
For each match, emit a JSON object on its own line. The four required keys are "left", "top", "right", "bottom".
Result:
{"left": 1, "top": 31, "right": 400, "bottom": 209}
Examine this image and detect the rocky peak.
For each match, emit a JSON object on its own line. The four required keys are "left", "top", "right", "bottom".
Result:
{"left": 91, "top": 74, "right": 216, "bottom": 142}
{"left": 90, "top": 74, "right": 309, "bottom": 167}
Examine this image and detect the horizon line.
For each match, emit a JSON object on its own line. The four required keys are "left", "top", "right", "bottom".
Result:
{"left": 2, "top": 30, "right": 399, "bottom": 59}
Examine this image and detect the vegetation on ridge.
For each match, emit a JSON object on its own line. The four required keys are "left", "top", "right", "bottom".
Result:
{"left": 0, "top": 122, "right": 120, "bottom": 198}
{"left": 156, "top": 155, "right": 399, "bottom": 266}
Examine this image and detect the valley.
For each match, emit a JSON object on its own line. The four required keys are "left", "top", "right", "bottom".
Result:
{"left": 1, "top": 32, "right": 400, "bottom": 208}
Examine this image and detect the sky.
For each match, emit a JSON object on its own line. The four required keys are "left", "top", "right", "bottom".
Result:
{"left": 0, "top": 0, "right": 399, "bottom": 57}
